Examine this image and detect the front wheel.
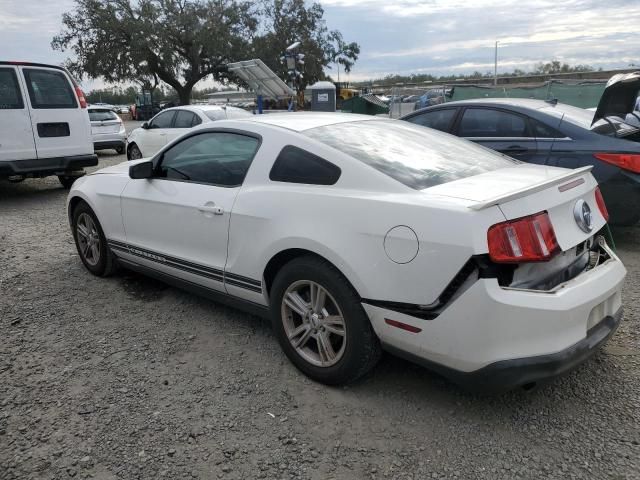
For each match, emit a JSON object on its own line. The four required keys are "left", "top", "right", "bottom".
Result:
{"left": 270, "top": 256, "right": 381, "bottom": 385}
{"left": 127, "top": 143, "right": 142, "bottom": 160}
{"left": 115, "top": 145, "right": 125, "bottom": 155}
{"left": 72, "top": 202, "right": 117, "bottom": 277}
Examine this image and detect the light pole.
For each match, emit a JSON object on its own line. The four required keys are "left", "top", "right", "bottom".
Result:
{"left": 494, "top": 41, "right": 499, "bottom": 86}
{"left": 281, "top": 41, "right": 304, "bottom": 111}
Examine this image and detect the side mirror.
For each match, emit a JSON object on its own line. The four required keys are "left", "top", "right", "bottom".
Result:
{"left": 129, "top": 160, "right": 154, "bottom": 179}
{"left": 141, "top": 122, "right": 150, "bottom": 129}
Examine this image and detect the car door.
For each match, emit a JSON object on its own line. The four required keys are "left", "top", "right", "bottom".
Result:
{"left": 139, "top": 110, "right": 176, "bottom": 157}
{"left": 455, "top": 107, "right": 540, "bottom": 163}
{"left": 166, "top": 109, "right": 201, "bottom": 144}
{"left": 19, "top": 66, "right": 92, "bottom": 158}
{"left": 119, "top": 130, "right": 261, "bottom": 293}
{"left": 0, "top": 66, "right": 36, "bottom": 161}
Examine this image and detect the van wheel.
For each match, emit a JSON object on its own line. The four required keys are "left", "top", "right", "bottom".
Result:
{"left": 270, "top": 256, "right": 381, "bottom": 385}
{"left": 127, "top": 144, "right": 142, "bottom": 160}
{"left": 58, "top": 175, "right": 78, "bottom": 189}
{"left": 72, "top": 202, "right": 117, "bottom": 277}
{"left": 116, "top": 146, "right": 125, "bottom": 155}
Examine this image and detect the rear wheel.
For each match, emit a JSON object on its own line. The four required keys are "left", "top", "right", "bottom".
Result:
{"left": 58, "top": 175, "right": 79, "bottom": 189}
{"left": 72, "top": 202, "right": 117, "bottom": 277}
{"left": 115, "top": 146, "right": 125, "bottom": 155}
{"left": 127, "top": 143, "right": 142, "bottom": 160}
{"left": 270, "top": 256, "right": 381, "bottom": 384}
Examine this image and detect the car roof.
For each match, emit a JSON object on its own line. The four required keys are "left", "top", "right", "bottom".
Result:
{"left": 237, "top": 112, "right": 380, "bottom": 132}
{"left": 164, "top": 104, "right": 246, "bottom": 113}
{"left": 433, "top": 98, "right": 554, "bottom": 110}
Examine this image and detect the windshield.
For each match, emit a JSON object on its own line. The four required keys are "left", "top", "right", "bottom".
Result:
{"left": 304, "top": 120, "right": 519, "bottom": 190}
{"left": 89, "top": 109, "right": 118, "bottom": 122}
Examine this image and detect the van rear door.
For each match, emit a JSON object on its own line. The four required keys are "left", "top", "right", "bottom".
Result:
{"left": 18, "top": 65, "right": 92, "bottom": 159}
{"left": 0, "top": 66, "right": 36, "bottom": 162}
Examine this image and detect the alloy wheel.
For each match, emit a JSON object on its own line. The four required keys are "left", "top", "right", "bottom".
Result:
{"left": 76, "top": 213, "right": 101, "bottom": 266}
{"left": 281, "top": 280, "right": 347, "bottom": 367}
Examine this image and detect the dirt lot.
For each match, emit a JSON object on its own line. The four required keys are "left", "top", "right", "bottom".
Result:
{"left": 1, "top": 148, "right": 639, "bottom": 480}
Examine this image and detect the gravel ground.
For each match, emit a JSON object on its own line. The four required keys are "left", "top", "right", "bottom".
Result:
{"left": 1, "top": 144, "right": 639, "bottom": 480}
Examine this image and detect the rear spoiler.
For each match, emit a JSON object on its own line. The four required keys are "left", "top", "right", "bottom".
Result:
{"left": 468, "top": 166, "right": 593, "bottom": 210}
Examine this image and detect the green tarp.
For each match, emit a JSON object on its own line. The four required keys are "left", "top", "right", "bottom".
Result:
{"left": 450, "top": 82, "right": 606, "bottom": 109}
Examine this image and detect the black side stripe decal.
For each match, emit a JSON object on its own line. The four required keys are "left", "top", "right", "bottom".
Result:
{"left": 107, "top": 240, "right": 261, "bottom": 293}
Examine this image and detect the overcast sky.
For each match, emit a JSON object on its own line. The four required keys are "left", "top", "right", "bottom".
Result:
{"left": 1, "top": 0, "right": 639, "bottom": 90}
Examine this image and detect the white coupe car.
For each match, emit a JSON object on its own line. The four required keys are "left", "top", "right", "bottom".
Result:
{"left": 126, "top": 105, "right": 252, "bottom": 160}
{"left": 67, "top": 113, "right": 625, "bottom": 390}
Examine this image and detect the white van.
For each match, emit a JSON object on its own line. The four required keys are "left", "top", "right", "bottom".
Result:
{"left": 0, "top": 61, "right": 97, "bottom": 188}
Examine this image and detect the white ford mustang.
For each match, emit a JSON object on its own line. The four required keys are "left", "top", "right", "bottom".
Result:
{"left": 67, "top": 113, "right": 626, "bottom": 390}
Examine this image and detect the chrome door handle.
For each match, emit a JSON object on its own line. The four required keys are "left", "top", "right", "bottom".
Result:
{"left": 198, "top": 205, "right": 224, "bottom": 215}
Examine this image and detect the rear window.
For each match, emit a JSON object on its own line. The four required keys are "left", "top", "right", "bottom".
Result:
{"left": 270, "top": 146, "right": 341, "bottom": 185}
{"left": 205, "top": 110, "right": 226, "bottom": 121}
{"left": 226, "top": 108, "right": 252, "bottom": 119}
{"left": 23, "top": 68, "right": 77, "bottom": 109}
{"left": 89, "top": 109, "right": 118, "bottom": 121}
{"left": 0, "top": 68, "right": 24, "bottom": 109}
{"left": 304, "top": 120, "right": 518, "bottom": 190}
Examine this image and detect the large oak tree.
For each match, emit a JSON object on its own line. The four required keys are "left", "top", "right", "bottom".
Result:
{"left": 53, "top": 0, "right": 257, "bottom": 105}
{"left": 53, "top": 0, "right": 360, "bottom": 104}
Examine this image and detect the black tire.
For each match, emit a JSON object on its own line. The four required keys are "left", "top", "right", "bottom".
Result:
{"left": 71, "top": 202, "right": 117, "bottom": 277}
{"left": 116, "top": 146, "right": 125, "bottom": 155}
{"left": 270, "top": 256, "right": 381, "bottom": 385}
{"left": 127, "top": 143, "right": 142, "bottom": 161}
{"left": 58, "top": 175, "right": 78, "bottom": 189}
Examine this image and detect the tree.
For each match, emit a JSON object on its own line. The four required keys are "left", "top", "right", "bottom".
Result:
{"left": 252, "top": 0, "right": 360, "bottom": 91}
{"left": 326, "top": 31, "right": 360, "bottom": 83}
{"left": 52, "top": 0, "right": 257, "bottom": 105}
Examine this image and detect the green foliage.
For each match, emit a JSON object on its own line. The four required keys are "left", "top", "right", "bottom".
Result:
{"left": 252, "top": 0, "right": 360, "bottom": 91}
{"left": 53, "top": 0, "right": 360, "bottom": 103}
{"left": 52, "top": 0, "right": 257, "bottom": 104}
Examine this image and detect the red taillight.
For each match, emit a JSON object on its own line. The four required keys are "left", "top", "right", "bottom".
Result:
{"left": 595, "top": 186, "right": 609, "bottom": 222}
{"left": 594, "top": 153, "right": 640, "bottom": 173}
{"left": 74, "top": 85, "right": 87, "bottom": 108}
{"left": 487, "top": 212, "right": 559, "bottom": 263}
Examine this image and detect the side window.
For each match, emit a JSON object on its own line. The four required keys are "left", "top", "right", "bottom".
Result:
{"left": 149, "top": 111, "right": 175, "bottom": 129}
{"left": 23, "top": 68, "right": 77, "bottom": 109}
{"left": 192, "top": 115, "right": 202, "bottom": 127}
{"left": 158, "top": 132, "right": 259, "bottom": 186}
{"left": 270, "top": 146, "right": 341, "bottom": 185}
{"left": 0, "top": 68, "right": 24, "bottom": 109}
{"left": 531, "top": 119, "right": 564, "bottom": 138}
{"left": 406, "top": 109, "right": 456, "bottom": 132}
{"left": 459, "top": 108, "right": 530, "bottom": 138}
{"left": 174, "top": 110, "right": 196, "bottom": 128}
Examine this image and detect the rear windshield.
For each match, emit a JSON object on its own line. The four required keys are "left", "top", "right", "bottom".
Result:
{"left": 304, "top": 120, "right": 518, "bottom": 190}
{"left": 23, "top": 68, "right": 77, "bottom": 109}
{"left": 89, "top": 109, "right": 118, "bottom": 121}
{"left": 540, "top": 104, "right": 640, "bottom": 137}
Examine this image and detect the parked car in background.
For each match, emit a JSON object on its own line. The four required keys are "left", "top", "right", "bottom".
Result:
{"left": 126, "top": 105, "right": 252, "bottom": 160}
{"left": 88, "top": 106, "right": 126, "bottom": 154}
{"left": 0, "top": 61, "right": 96, "bottom": 188}
{"left": 68, "top": 113, "right": 624, "bottom": 391}
{"left": 401, "top": 82, "right": 640, "bottom": 225}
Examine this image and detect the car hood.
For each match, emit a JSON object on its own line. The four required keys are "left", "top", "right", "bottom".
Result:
{"left": 592, "top": 71, "right": 640, "bottom": 125}
{"left": 90, "top": 159, "right": 149, "bottom": 176}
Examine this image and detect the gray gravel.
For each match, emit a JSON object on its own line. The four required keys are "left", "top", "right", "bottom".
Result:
{"left": 1, "top": 147, "right": 639, "bottom": 480}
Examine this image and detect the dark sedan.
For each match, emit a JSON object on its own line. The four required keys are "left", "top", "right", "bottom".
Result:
{"left": 401, "top": 98, "right": 640, "bottom": 225}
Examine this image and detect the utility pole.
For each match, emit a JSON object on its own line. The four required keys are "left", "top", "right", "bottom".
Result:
{"left": 494, "top": 41, "right": 499, "bottom": 86}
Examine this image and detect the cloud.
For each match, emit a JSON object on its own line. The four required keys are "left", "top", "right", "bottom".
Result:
{"left": 321, "top": 0, "right": 640, "bottom": 80}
